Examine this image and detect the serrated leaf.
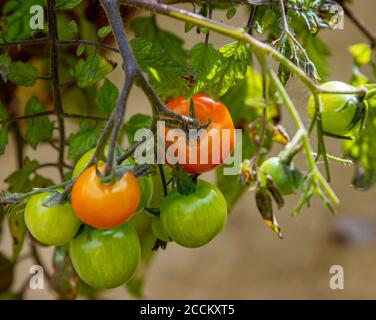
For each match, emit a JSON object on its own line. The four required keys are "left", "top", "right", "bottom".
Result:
{"left": 71, "top": 54, "right": 113, "bottom": 88}
{"left": 51, "top": 245, "right": 79, "bottom": 300}
{"left": 349, "top": 43, "right": 372, "bottom": 65}
{"left": 97, "top": 26, "right": 112, "bottom": 39}
{"left": 131, "top": 16, "right": 187, "bottom": 64}
{"left": 5, "top": 159, "right": 40, "bottom": 193}
{"left": 8, "top": 61, "right": 39, "bottom": 87}
{"left": 189, "top": 43, "right": 220, "bottom": 95}
{"left": 130, "top": 38, "right": 189, "bottom": 99}
{"left": 207, "top": 42, "right": 251, "bottom": 98}
{"left": 56, "top": 0, "right": 83, "bottom": 10}
{"left": 68, "top": 120, "right": 102, "bottom": 162}
{"left": 96, "top": 79, "right": 118, "bottom": 115}
{"left": 124, "top": 114, "right": 152, "bottom": 145}
{"left": 25, "top": 97, "right": 53, "bottom": 149}
{"left": 0, "top": 54, "right": 11, "bottom": 82}
{"left": 7, "top": 202, "right": 26, "bottom": 262}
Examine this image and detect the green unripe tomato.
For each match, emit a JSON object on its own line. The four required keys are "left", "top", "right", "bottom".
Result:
{"left": 25, "top": 192, "right": 81, "bottom": 246}
{"left": 69, "top": 223, "right": 141, "bottom": 289}
{"left": 160, "top": 180, "right": 227, "bottom": 248}
{"left": 308, "top": 81, "right": 365, "bottom": 136}
{"left": 259, "top": 157, "right": 303, "bottom": 196}
{"left": 151, "top": 216, "right": 169, "bottom": 242}
{"left": 136, "top": 175, "right": 154, "bottom": 214}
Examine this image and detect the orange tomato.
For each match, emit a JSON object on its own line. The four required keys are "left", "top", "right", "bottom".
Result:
{"left": 163, "top": 94, "right": 235, "bottom": 174}
{"left": 71, "top": 164, "right": 141, "bottom": 229}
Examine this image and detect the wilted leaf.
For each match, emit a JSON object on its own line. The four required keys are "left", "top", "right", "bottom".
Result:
{"left": 51, "top": 245, "right": 79, "bottom": 300}
{"left": 0, "top": 253, "right": 13, "bottom": 293}
{"left": 7, "top": 202, "right": 27, "bottom": 262}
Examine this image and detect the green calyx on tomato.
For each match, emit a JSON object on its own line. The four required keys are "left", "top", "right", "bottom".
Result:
{"left": 259, "top": 157, "right": 303, "bottom": 196}
{"left": 69, "top": 223, "right": 141, "bottom": 289}
{"left": 160, "top": 180, "right": 227, "bottom": 248}
{"left": 25, "top": 192, "right": 81, "bottom": 246}
{"left": 308, "top": 81, "right": 367, "bottom": 137}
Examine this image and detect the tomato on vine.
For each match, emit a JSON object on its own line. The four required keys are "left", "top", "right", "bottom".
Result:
{"left": 258, "top": 157, "right": 303, "bottom": 196}
{"left": 25, "top": 192, "right": 81, "bottom": 246}
{"left": 69, "top": 223, "right": 140, "bottom": 289}
{"left": 160, "top": 180, "right": 227, "bottom": 248}
{"left": 308, "top": 81, "right": 367, "bottom": 137}
{"left": 71, "top": 164, "right": 141, "bottom": 229}
{"left": 163, "top": 94, "right": 235, "bottom": 174}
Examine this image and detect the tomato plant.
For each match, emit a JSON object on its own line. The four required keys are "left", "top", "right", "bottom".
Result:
{"left": 0, "top": 0, "right": 375, "bottom": 300}
{"left": 164, "top": 94, "right": 235, "bottom": 174}
{"left": 69, "top": 223, "right": 141, "bottom": 289}
{"left": 25, "top": 192, "right": 81, "bottom": 245}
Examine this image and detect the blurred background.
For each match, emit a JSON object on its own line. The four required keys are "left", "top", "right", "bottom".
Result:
{"left": 1, "top": 0, "right": 376, "bottom": 299}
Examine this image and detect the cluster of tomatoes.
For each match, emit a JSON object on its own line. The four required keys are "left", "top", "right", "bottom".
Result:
{"left": 23, "top": 94, "right": 235, "bottom": 289}
{"left": 23, "top": 82, "right": 367, "bottom": 289}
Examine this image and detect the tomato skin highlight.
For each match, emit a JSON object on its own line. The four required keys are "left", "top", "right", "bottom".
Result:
{"left": 160, "top": 180, "right": 227, "bottom": 248}
{"left": 308, "top": 81, "right": 362, "bottom": 136}
{"left": 259, "top": 157, "right": 303, "bottom": 196}
{"left": 71, "top": 164, "right": 141, "bottom": 229}
{"left": 25, "top": 192, "right": 81, "bottom": 246}
{"left": 164, "top": 94, "right": 235, "bottom": 174}
{"left": 69, "top": 223, "right": 141, "bottom": 289}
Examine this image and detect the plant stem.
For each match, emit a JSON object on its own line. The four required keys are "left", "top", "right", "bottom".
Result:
{"left": 47, "top": 0, "right": 65, "bottom": 182}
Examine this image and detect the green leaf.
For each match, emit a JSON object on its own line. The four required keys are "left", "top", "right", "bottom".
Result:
{"left": 71, "top": 54, "right": 113, "bottom": 88}
{"left": 349, "top": 43, "right": 372, "bottom": 65}
{"left": 226, "top": 7, "right": 237, "bottom": 20}
{"left": 7, "top": 201, "right": 26, "bottom": 262}
{"left": 173, "top": 166, "right": 196, "bottom": 195}
{"left": 131, "top": 16, "right": 187, "bottom": 64}
{"left": 76, "top": 45, "right": 85, "bottom": 57}
{"left": 124, "top": 113, "right": 152, "bottom": 145}
{"left": 207, "top": 42, "right": 251, "bottom": 98}
{"left": 68, "top": 120, "right": 102, "bottom": 162}
{"left": 67, "top": 20, "right": 78, "bottom": 36}
{"left": 1, "top": 0, "right": 45, "bottom": 42}
{"left": 51, "top": 245, "right": 79, "bottom": 300}
{"left": 5, "top": 159, "right": 40, "bottom": 193}
{"left": 130, "top": 38, "right": 189, "bottom": 99}
{"left": 24, "top": 97, "right": 53, "bottom": 149}
{"left": 56, "top": 0, "right": 83, "bottom": 10}
{"left": 97, "top": 26, "right": 112, "bottom": 39}
{"left": 0, "top": 54, "right": 12, "bottom": 82}
{"left": 96, "top": 79, "right": 119, "bottom": 115}
{"left": 0, "top": 128, "right": 7, "bottom": 156}
{"left": 0, "top": 103, "right": 8, "bottom": 121}
{"left": 8, "top": 61, "right": 39, "bottom": 87}
{"left": 189, "top": 43, "right": 220, "bottom": 95}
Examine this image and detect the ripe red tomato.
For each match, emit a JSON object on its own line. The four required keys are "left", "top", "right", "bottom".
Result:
{"left": 163, "top": 94, "right": 235, "bottom": 174}
{"left": 71, "top": 164, "right": 141, "bottom": 229}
